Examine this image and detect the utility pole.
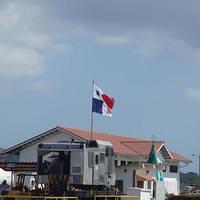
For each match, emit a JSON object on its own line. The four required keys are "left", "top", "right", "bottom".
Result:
{"left": 199, "top": 153, "right": 200, "bottom": 177}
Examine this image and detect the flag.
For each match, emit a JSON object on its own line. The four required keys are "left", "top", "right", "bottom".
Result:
{"left": 92, "top": 84, "right": 115, "bottom": 116}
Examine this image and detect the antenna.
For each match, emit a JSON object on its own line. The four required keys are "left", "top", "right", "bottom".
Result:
{"left": 150, "top": 134, "right": 157, "bottom": 145}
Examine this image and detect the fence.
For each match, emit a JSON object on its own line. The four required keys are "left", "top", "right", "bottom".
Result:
{"left": 45, "top": 197, "right": 78, "bottom": 200}
{"left": 0, "top": 195, "right": 44, "bottom": 200}
{"left": 0, "top": 195, "right": 139, "bottom": 200}
{"left": 94, "top": 195, "right": 140, "bottom": 200}
{"left": 0, "top": 196, "right": 78, "bottom": 200}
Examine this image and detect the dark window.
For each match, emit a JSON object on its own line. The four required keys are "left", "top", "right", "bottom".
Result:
{"left": 114, "top": 160, "right": 118, "bottom": 166}
{"left": 137, "top": 181, "right": 144, "bottom": 188}
{"left": 95, "top": 155, "right": 99, "bottom": 165}
{"left": 115, "top": 180, "right": 123, "bottom": 193}
{"left": 106, "top": 147, "right": 114, "bottom": 157}
{"left": 31, "top": 180, "right": 35, "bottom": 186}
{"left": 170, "top": 165, "right": 178, "bottom": 173}
{"left": 133, "top": 170, "right": 136, "bottom": 187}
{"left": 121, "top": 161, "right": 126, "bottom": 166}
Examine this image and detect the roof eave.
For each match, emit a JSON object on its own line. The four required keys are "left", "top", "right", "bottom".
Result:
{"left": 156, "top": 143, "right": 173, "bottom": 159}
{"left": 3, "top": 126, "right": 87, "bottom": 154}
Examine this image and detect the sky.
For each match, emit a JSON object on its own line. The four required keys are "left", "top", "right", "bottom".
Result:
{"left": 0, "top": 0, "right": 199, "bottom": 173}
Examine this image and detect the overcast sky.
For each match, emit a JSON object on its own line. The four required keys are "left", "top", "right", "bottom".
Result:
{"left": 0, "top": 0, "right": 199, "bottom": 172}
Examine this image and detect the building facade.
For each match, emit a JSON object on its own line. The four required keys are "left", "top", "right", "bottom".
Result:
{"left": 1, "top": 125, "right": 191, "bottom": 199}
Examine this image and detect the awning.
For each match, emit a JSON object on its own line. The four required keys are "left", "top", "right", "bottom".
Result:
{"left": 136, "top": 174, "right": 155, "bottom": 181}
{"left": 0, "top": 162, "right": 37, "bottom": 172}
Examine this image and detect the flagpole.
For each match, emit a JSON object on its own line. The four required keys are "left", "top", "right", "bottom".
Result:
{"left": 90, "top": 81, "right": 95, "bottom": 187}
{"left": 90, "top": 80, "right": 94, "bottom": 140}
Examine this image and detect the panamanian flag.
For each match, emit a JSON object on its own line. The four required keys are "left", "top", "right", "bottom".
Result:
{"left": 92, "top": 84, "right": 115, "bottom": 117}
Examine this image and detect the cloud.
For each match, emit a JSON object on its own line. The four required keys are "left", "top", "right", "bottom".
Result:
{"left": 0, "top": 2, "right": 46, "bottom": 79}
{"left": 185, "top": 88, "right": 200, "bottom": 100}
{"left": 40, "top": 0, "right": 200, "bottom": 63}
{"left": 129, "top": 30, "right": 200, "bottom": 62}
{"left": 52, "top": 44, "right": 71, "bottom": 53}
{"left": 44, "top": 0, "right": 200, "bottom": 46}
{"left": 24, "top": 80, "right": 54, "bottom": 92}
{"left": 130, "top": 31, "right": 163, "bottom": 59}
{"left": 95, "top": 36, "right": 130, "bottom": 45}
{"left": 0, "top": 45, "right": 45, "bottom": 78}
{"left": 1, "top": 0, "right": 200, "bottom": 80}
{"left": 0, "top": 79, "right": 56, "bottom": 96}
{"left": 0, "top": 1, "right": 68, "bottom": 80}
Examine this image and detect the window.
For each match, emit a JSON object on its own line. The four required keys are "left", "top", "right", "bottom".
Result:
{"left": 147, "top": 181, "right": 151, "bottom": 189}
{"left": 95, "top": 155, "right": 99, "bottom": 165}
{"left": 88, "top": 152, "right": 94, "bottom": 167}
{"left": 100, "top": 153, "right": 105, "bottom": 163}
{"left": 115, "top": 180, "right": 123, "bottom": 193}
{"left": 121, "top": 161, "right": 126, "bottom": 166}
{"left": 132, "top": 170, "right": 136, "bottom": 187}
{"left": 170, "top": 165, "right": 178, "bottom": 173}
{"left": 137, "top": 181, "right": 144, "bottom": 188}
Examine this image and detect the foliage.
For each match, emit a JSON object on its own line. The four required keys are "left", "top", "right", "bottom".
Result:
{"left": 180, "top": 172, "right": 200, "bottom": 186}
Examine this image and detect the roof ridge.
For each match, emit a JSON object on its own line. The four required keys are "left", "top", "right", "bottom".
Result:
{"left": 121, "top": 140, "right": 164, "bottom": 143}
{"left": 59, "top": 125, "right": 144, "bottom": 140}
{"left": 57, "top": 126, "right": 89, "bottom": 141}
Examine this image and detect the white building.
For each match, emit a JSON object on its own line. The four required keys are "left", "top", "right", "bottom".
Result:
{"left": 1, "top": 125, "right": 191, "bottom": 199}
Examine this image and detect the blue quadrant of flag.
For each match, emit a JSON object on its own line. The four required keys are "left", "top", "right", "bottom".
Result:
{"left": 92, "top": 98, "right": 103, "bottom": 114}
